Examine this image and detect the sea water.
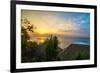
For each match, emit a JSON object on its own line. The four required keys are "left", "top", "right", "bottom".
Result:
{"left": 58, "top": 37, "right": 90, "bottom": 49}
{"left": 31, "top": 36, "right": 90, "bottom": 49}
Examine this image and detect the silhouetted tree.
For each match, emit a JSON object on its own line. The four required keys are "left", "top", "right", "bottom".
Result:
{"left": 45, "top": 35, "right": 53, "bottom": 61}
{"left": 45, "top": 35, "right": 59, "bottom": 61}
{"left": 21, "top": 26, "right": 30, "bottom": 62}
{"left": 52, "top": 36, "right": 59, "bottom": 60}
{"left": 21, "top": 18, "right": 37, "bottom": 62}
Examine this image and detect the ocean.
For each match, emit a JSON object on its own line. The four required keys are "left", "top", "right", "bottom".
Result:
{"left": 58, "top": 37, "right": 90, "bottom": 49}
{"left": 31, "top": 36, "right": 90, "bottom": 49}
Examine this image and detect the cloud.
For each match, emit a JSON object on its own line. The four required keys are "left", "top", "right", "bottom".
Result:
{"left": 58, "top": 28, "right": 90, "bottom": 38}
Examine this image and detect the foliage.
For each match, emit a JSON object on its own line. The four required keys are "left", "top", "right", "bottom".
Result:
{"left": 76, "top": 52, "right": 89, "bottom": 60}
{"left": 45, "top": 35, "right": 59, "bottom": 61}
{"left": 21, "top": 18, "right": 38, "bottom": 62}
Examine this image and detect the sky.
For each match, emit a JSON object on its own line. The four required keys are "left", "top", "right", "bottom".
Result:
{"left": 21, "top": 10, "right": 90, "bottom": 38}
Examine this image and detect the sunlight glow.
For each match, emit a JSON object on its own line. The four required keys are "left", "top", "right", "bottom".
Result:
{"left": 22, "top": 10, "right": 90, "bottom": 38}
{"left": 40, "top": 39, "right": 45, "bottom": 43}
{"left": 36, "top": 29, "right": 48, "bottom": 34}
{"left": 37, "top": 37, "right": 45, "bottom": 44}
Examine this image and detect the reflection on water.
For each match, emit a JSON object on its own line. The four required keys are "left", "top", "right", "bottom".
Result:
{"left": 36, "top": 37, "right": 45, "bottom": 44}
{"left": 31, "top": 37, "right": 46, "bottom": 44}
{"left": 31, "top": 36, "right": 90, "bottom": 49}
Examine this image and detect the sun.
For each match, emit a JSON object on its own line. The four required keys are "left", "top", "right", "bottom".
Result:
{"left": 37, "top": 29, "right": 48, "bottom": 34}
{"left": 39, "top": 31, "right": 45, "bottom": 34}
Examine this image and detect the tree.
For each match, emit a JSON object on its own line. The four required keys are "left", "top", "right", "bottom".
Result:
{"left": 21, "top": 18, "right": 36, "bottom": 33}
{"left": 21, "top": 18, "right": 37, "bottom": 62}
{"left": 52, "top": 36, "right": 59, "bottom": 60}
{"left": 21, "top": 26, "right": 30, "bottom": 62}
{"left": 45, "top": 35, "right": 59, "bottom": 61}
{"left": 45, "top": 35, "right": 53, "bottom": 61}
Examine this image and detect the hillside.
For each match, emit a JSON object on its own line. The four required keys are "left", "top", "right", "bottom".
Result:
{"left": 58, "top": 44, "right": 90, "bottom": 60}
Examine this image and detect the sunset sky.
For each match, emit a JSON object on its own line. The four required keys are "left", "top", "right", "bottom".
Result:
{"left": 21, "top": 10, "right": 90, "bottom": 38}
